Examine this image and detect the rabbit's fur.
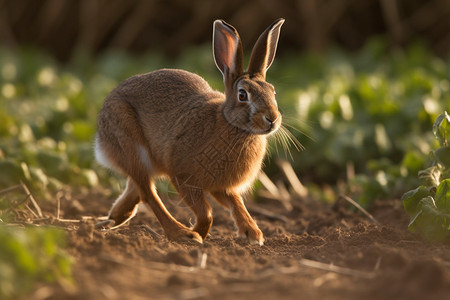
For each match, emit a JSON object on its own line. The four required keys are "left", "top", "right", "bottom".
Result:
{"left": 95, "top": 19, "right": 285, "bottom": 245}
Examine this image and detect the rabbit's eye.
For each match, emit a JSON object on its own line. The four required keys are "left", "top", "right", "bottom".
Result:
{"left": 238, "top": 89, "right": 248, "bottom": 102}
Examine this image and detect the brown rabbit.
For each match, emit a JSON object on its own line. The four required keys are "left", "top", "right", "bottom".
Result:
{"left": 95, "top": 18, "right": 285, "bottom": 245}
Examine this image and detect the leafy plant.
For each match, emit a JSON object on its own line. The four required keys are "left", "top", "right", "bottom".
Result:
{"left": 0, "top": 226, "right": 73, "bottom": 300}
{"left": 0, "top": 41, "right": 449, "bottom": 206}
{"left": 402, "top": 112, "right": 450, "bottom": 242}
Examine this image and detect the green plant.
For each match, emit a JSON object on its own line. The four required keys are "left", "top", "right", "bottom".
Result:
{"left": 402, "top": 112, "right": 450, "bottom": 242}
{"left": 0, "top": 41, "right": 449, "bottom": 205}
{"left": 0, "top": 226, "right": 73, "bottom": 300}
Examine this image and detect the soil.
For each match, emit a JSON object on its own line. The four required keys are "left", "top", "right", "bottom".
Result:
{"left": 25, "top": 187, "right": 450, "bottom": 300}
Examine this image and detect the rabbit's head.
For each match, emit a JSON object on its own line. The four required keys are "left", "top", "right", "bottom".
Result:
{"left": 213, "top": 19, "right": 284, "bottom": 135}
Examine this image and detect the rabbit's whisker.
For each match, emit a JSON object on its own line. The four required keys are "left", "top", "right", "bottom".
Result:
{"left": 279, "top": 127, "right": 294, "bottom": 159}
{"left": 282, "top": 122, "right": 315, "bottom": 143}
{"left": 284, "top": 125, "right": 305, "bottom": 151}
{"left": 269, "top": 124, "right": 305, "bottom": 159}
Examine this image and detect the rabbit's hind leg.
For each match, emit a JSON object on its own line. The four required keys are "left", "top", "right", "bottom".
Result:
{"left": 172, "top": 179, "right": 213, "bottom": 240}
{"left": 107, "top": 178, "right": 141, "bottom": 229}
{"left": 106, "top": 161, "right": 202, "bottom": 243}
{"left": 211, "top": 190, "right": 264, "bottom": 246}
{"left": 96, "top": 101, "right": 201, "bottom": 242}
{"left": 141, "top": 179, "right": 203, "bottom": 243}
{"left": 107, "top": 158, "right": 202, "bottom": 243}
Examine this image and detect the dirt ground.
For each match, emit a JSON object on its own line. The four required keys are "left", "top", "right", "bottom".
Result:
{"left": 25, "top": 187, "right": 450, "bottom": 300}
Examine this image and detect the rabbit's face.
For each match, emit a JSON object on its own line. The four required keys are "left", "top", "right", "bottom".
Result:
{"left": 223, "top": 75, "right": 281, "bottom": 135}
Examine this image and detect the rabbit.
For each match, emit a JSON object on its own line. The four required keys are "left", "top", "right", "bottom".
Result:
{"left": 94, "top": 18, "right": 285, "bottom": 245}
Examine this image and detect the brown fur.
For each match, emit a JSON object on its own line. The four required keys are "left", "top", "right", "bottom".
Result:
{"left": 95, "top": 19, "right": 285, "bottom": 245}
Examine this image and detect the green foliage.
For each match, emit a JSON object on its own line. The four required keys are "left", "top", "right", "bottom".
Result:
{"left": 433, "top": 112, "right": 450, "bottom": 147}
{"left": 273, "top": 42, "right": 449, "bottom": 198}
{"left": 0, "top": 41, "right": 449, "bottom": 206}
{"left": 402, "top": 112, "right": 450, "bottom": 241}
{"left": 0, "top": 42, "right": 448, "bottom": 299}
{"left": 0, "top": 226, "right": 73, "bottom": 299}
{"left": 0, "top": 48, "right": 123, "bottom": 195}
{"left": 260, "top": 41, "right": 449, "bottom": 205}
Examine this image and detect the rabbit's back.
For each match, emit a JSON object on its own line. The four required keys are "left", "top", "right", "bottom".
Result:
{"left": 115, "top": 69, "right": 217, "bottom": 110}
{"left": 113, "top": 69, "right": 225, "bottom": 146}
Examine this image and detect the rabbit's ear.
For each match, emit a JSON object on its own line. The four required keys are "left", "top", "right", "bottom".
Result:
{"left": 247, "top": 18, "right": 284, "bottom": 79}
{"left": 213, "top": 20, "right": 244, "bottom": 81}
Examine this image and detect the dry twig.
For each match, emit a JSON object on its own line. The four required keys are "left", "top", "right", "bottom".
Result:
{"left": 258, "top": 172, "right": 281, "bottom": 197}
{"left": 299, "top": 258, "right": 376, "bottom": 279}
{"left": 20, "top": 181, "right": 43, "bottom": 218}
{"left": 257, "top": 171, "right": 293, "bottom": 211}
{"left": 277, "top": 159, "right": 308, "bottom": 198}
{"left": 0, "top": 182, "right": 43, "bottom": 218}
{"left": 140, "top": 224, "right": 162, "bottom": 240}
{"left": 100, "top": 253, "right": 304, "bottom": 283}
{"left": 0, "top": 184, "right": 22, "bottom": 197}
{"left": 338, "top": 194, "right": 380, "bottom": 225}
{"left": 247, "top": 205, "right": 290, "bottom": 223}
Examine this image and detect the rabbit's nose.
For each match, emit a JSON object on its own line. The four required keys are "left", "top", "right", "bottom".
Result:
{"left": 264, "top": 115, "right": 274, "bottom": 125}
{"left": 264, "top": 114, "right": 279, "bottom": 124}
{"left": 263, "top": 114, "right": 279, "bottom": 131}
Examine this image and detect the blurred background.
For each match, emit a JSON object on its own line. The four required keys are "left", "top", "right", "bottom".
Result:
{"left": 1, "top": 0, "right": 450, "bottom": 60}
{"left": 0, "top": 0, "right": 449, "bottom": 205}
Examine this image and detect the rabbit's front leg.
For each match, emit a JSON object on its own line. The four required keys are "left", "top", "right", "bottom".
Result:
{"left": 211, "top": 190, "right": 264, "bottom": 246}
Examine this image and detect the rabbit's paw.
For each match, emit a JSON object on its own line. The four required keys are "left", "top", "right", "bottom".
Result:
{"left": 95, "top": 215, "right": 133, "bottom": 230}
{"left": 95, "top": 219, "right": 116, "bottom": 229}
{"left": 239, "top": 225, "right": 264, "bottom": 246}
{"left": 167, "top": 228, "right": 203, "bottom": 244}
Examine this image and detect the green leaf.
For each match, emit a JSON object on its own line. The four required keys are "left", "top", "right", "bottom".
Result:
{"left": 0, "top": 159, "right": 25, "bottom": 187}
{"left": 0, "top": 227, "right": 72, "bottom": 300}
{"left": 435, "top": 179, "right": 450, "bottom": 212}
{"left": 71, "top": 120, "right": 95, "bottom": 142}
{"left": 408, "top": 209, "right": 422, "bottom": 232}
{"left": 435, "top": 147, "right": 450, "bottom": 168}
{"left": 401, "top": 151, "right": 425, "bottom": 176}
{"left": 433, "top": 111, "right": 450, "bottom": 147}
{"left": 418, "top": 166, "right": 441, "bottom": 187}
{"left": 408, "top": 196, "right": 450, "bottom": 242}
{"left": 402, "top": 185, "right": 431, "bottom": 215}
{"left": 36, "top": 151, "right": 65, "bottom": 175}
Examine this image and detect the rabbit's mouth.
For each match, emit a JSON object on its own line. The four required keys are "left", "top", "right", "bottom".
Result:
{"left": 263, "top": 122, "right": 281, "bottom": 135}
{"left": 250, "top": 113, "right": 281, "bottom": 135}
{"left": 222, "top": 107, "right": 281, "bottom": 135}
{"left": 264, "top": 114, "right": 281, "bottom": 133}
{"left": 265, "top": 124, "right": 277, "bottom": 134}
{"left": 244, "top": 119, "right": 281, "bottom": 135}
{"left": 231, "top": 121, "right": 280, "bottom": 135}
